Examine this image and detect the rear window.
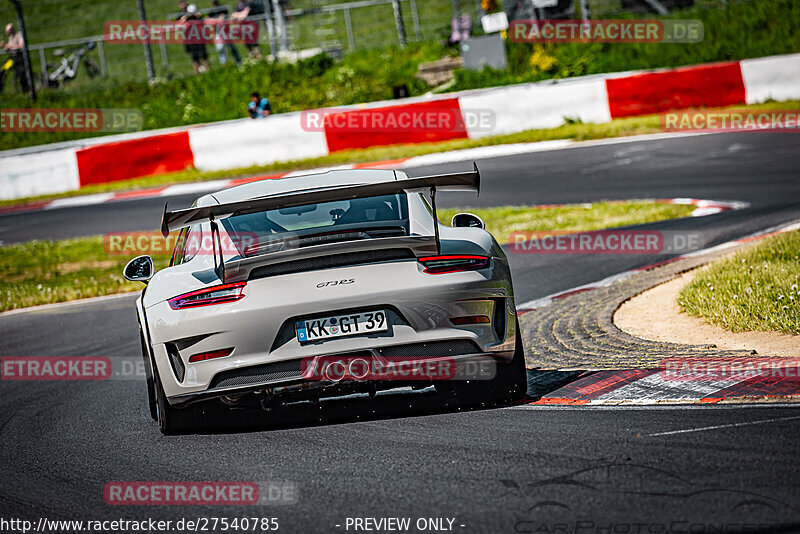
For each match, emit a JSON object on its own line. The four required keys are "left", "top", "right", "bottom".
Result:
{"left": 221, "top": 194, "right": 409, "bottom": 257}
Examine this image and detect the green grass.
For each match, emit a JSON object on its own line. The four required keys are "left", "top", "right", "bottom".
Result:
{"left": 679, "top": 229, "right": 800, "bottom": 335}
{"left": 2, "top": 99, "right": 797, "bottom": 208}
{"left": 1, "top": 0, "right": 797, "bottom": 151}
{"left": 0, "top": 237, "right": 170, "bottom": 312}
{"left": 439, "top": 201, "right": 696, "bottom": 245}
{"left": 0, "top": 200, "right": 695, "bottom": 312}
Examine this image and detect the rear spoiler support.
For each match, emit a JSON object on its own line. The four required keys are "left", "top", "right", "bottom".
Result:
{"left": 209, "top": 215, "right": 225, "bottom": 282}
{"left": 430, "top": 186, "right": 440, "bottom": 255}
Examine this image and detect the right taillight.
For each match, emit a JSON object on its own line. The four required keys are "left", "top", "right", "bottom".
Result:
{"left": 418, "top": 255, "right": 490, "bottom": 274}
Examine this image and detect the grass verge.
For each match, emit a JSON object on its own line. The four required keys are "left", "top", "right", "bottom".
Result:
{"left": 0, "top": 200, "right": 695, "bottom": 312}
{"left": 2, "top": 99, "right": 798, "bottom": 208}
{"left": 679, "top": 229, "right": 800, "bottom": 335}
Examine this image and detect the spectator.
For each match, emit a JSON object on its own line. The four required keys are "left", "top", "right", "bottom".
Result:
{"left": 179, "top": 4, "right": 209, "bottom": 74}
{"left": 2, "top": 23, "right": 28, "bottom": 91}
{"left": 247, "top": 92, "right": 272, "bottom": 118}
{"left": 231, "top": 1, "right": 263, "bottom": 60}
{"left": 207, "top": 0, "right": 242, "bottom": 66}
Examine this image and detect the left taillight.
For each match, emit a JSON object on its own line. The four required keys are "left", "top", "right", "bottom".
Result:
{"left": 418, "top": 255, "right": 490, "bottom": 274}
{"left": 168, "top": 282, "right": 247, "bottom": 310}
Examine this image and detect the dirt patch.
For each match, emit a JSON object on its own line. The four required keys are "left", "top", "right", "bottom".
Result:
{"left": 614, "top": 268, "right": 800, "bottom": 357}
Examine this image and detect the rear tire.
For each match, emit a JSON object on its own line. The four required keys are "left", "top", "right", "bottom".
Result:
{"left": 138, "top": 326, "right": 158, "bottom": 421}
{"left": 438, "top": 321, "right": 528, "bottom": 405}
{"left": 154, "top": 367, "right": 194, "bottom": 435}
{"left": 490, "top": 326, "right": 528, "bottom": 403}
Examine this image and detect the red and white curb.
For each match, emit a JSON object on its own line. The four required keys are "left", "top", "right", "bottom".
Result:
{"left": 520, "top": 368, "right": 800, "bottom": 406}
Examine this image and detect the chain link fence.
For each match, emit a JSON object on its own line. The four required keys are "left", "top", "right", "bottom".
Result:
{"left": 0, "top": 0, "right": 744, "bottom": 96}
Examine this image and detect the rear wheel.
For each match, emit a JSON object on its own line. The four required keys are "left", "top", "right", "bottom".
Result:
{"left": 153, "top": 365, "right": 231, "bottom": 435}
{"left": 438, "top": 321, "right": 528, "bottom": 405}
{"left": 138, "top": 326, "right": 157, "bottom": 421}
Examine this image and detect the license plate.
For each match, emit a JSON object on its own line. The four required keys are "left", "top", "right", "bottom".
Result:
{"left": 296, "top": 310, "right": 388, "bottom": 343}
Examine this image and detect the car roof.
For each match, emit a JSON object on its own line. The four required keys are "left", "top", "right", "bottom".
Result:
{"left": 199, "top": 169, "right": 411, "bottom": 206}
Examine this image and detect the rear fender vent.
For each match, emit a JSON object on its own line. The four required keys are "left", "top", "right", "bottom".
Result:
{"left": 165, "top": 342, "right": 186, "bottom": 383}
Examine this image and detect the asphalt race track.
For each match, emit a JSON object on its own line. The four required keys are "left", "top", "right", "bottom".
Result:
{"left": 1, "top": 131, "right": 800, "bottom": 532}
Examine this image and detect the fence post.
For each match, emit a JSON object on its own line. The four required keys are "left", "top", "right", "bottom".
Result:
{"left": 272, "top": 0, "right": 289, "bottom": 52}
{"left": 97, "top": 39, "right": 108, "bottom": 76}
{"left": 391, "top": 0, "right": 407, "bottom": 48}
{"left": 8, "top": 0, "right": 36, "bottom": 101}
{"left": 159, "top": 41, "right": 169, "bottom": 70}
{"left": 38, "top": 47, "right": 48, "bottom": 88}
{"left": 263, "top": 3, "right": 278, "bottom": 59}
{"left": 409, "top": 0, "right": 422, "bottom": 41}
{"left": 135, "top": 0, "right": 156, "bottom": 80}
{"left": 579, "top": 0, "right": 590, "bottom": 20}
{"left": 344, "top": 8, "right": 356, "bottom": 50}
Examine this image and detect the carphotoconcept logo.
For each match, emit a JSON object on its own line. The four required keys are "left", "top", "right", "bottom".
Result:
{"left": 0, "top": 109, "right": 142, "bottom": 133}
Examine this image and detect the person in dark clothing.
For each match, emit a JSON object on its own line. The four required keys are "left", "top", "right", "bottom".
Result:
{"left": 247, "top": 92, "right": 272, "bottom": 118}
{"left": 231, "top": 1, "right": 263, "bottom": 59}
{"left": 179, "top": 4, "right": 209, "bottom": 73}
{"left": 207, "top": 0, "right": 242, "bottom": 66}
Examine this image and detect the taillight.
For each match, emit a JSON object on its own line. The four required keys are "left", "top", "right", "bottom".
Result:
{"left": 188, "top": 348, "right": 234, "bottom": 363}
{"left": 168, "top": 282, "right": 246, "bottom": 310}
{"left": 418, "top": 255, "right": 490, "bottom": 274}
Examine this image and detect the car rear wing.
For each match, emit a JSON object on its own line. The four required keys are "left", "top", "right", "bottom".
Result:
{"left": 159, "top": 164, "right": 480, "bottom": 281}
{"left": 160, "top": 163, "right": 480, "bottom": 237}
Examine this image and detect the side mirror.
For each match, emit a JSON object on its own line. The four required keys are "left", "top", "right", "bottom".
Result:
{"left": 451, "top": 212, "right": 485, "bottom": 229}
{"left": 123, "top": 255, "right": 154, "bottom": 283}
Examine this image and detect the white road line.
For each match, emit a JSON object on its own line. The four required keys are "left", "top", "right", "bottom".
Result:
{"left": 158, "top": 180, "right": 230, "bottom": 197}
{"left": 45, "top": 193, "right": 115, "bottom": 209}
{"left": 645, "top": 415, "right": 800, "bottom": 437}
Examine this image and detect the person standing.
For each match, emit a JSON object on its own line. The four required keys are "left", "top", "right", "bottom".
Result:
{"left": 207, "top": 0, "right": 242, "bottom": 66}
{"left": 231, "top": 2, "right": 263, "bottom": 60}
{"left": 2, "top": 23, "right": 28, "bottom": 91}
{"left": 179, "top": 4, "right": 210, "bottom": 74}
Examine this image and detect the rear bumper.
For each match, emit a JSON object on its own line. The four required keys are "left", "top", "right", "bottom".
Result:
{"left": 168, "top": 350, "right": 509, "bottom": 407}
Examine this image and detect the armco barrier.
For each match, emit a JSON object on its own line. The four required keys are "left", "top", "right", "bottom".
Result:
{"left": 190, "top": 112, "right": 328, "bottom": 172}
{"left": 323, "top": 98, "right": 468, "bottom": 152}
{"left": 605, "top": 61, "right": 746, "bottom": 118}
{"left": 1, "top": 53, "right": 799, "bottom": 201}
{"left": 75, "top": 131, "right": 194, "bottom": 186}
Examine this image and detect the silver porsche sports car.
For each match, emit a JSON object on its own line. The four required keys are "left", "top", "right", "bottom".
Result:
{"left": 125, "top": 165, "right": 526, "bottom": 433}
